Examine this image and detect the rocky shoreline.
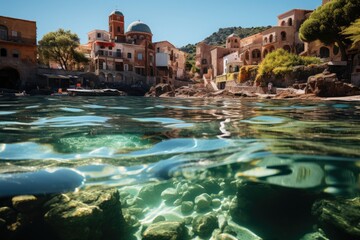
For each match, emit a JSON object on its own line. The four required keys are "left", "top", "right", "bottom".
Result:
{"left": 1, "top": 178, "right": 359, "bottom": 240}
{"left": 146, "top": 73, "right": 360, "bottom": 102}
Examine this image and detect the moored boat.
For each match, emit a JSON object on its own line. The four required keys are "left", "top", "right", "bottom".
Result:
{"left": 67, "top": 88, "right": 127, "bottom": 96}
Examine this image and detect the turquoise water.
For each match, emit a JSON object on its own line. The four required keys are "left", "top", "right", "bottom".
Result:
{"left": 0, "top": 96, "right": 359, "bottom": 239}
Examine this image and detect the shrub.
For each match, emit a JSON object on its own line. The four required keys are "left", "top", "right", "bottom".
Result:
{"left": 255, "top": 49, "right": 321, "bottom": 83}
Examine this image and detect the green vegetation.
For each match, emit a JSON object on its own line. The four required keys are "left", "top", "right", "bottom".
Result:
{"left": 255, "top": 49, "right": 321, "bottom": 83}
{"left": 38, "top": 29, "right": 88, "bottom": 70}
{"left": 203, "top": 26, "right": 271, "bottom": 46}
{"left": 238, "top": 65, "right": 258, "bottom": 83}
{"left": 342, "top": 18, "right": 360, "bottom": 48}
{"left": 300, "top": 0, "right": 360, "bottom": 61}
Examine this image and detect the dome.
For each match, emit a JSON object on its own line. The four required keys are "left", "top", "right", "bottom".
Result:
{"left": 110, "top": 10, "right": 123, "bottom": 16}
{"left": 127, "top": 21, "right": 152, "bottom": 34}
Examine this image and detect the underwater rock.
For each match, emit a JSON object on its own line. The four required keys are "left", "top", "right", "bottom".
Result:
{"left": 212, "top": 198, "right": 222, "bottom": 208}
{"left": 138, "top": 182, "right": 170, "bottom": 206}
{"left": 212, "top": 233, "right": 239, "bottom": 240}
{"left": 202, "top": 178, "right": 221, "bottom": 194}
{"left": 11, "top": 195, "right": 42, "bottom": 213}
{"left": 232, "top": 181, "right": 320, "bottom": 240}
{"left": 142, "top": 221, "right": 188, "bottom": 240}
{"left": 192, "top": 213, "right": 218, "bottom": 238}
{"left": 153, "top": 215, "right": 166, "bottom": 223}
{"left": 44, "top": 188, "right": 126, "bottom": 240}
{"left": 161, "top": 188, "right": 178, "bottom": 201}
{"left": 195, "top": 193, "right": 212, "bottom": 212}
{"left": 181, "top": 201, "right": 194, "bottom": 215}
{"left": 181, "top": 184, "right": 206, "bottom": 202}
{"left": 312, "top": 197, "right": 360, "bottom": 239}
{"left": 300, "top": 229, "right": 329, "bottom": 240}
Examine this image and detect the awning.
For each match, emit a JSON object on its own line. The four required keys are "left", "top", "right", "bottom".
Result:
{"left": 42, "top": 74, "right": 78, "bottom": 79}
{"left": 95, "top": 41, "right": 116, "bottom": 48}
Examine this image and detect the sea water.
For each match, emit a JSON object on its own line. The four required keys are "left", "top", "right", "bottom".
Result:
{"left": 0, "top": 96, "right": 359, "bottom": 239}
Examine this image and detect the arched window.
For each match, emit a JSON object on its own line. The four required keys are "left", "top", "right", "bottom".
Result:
{"left": 234, "top": 66, "right": 239, "bottom": 72}
{"left": 252, "top": 49, "right": 261, "bottom": 58}
{"left": 0, "top": 25, "right": 8, "bottom": 40}
{"left": 269, "top": 34, "right": 273, "bottom": 43}
{"left": 283, "top": 45, "right": 291, "bottom": 52}
{"left": 281, "top": 21, "right": 286, "bottom": 26}
{"left": 264, "top": 37, "right": 268, "bottom": 44}
{"left": 0, "top": 48, "right": 7, "bottom": 57}
{"left": 281, "top": 31, "right": 287, "bottom": 41}
{"left": 320, "top": 47, "right": 330, "bottom": 58}
{"left": 288, "top": 18, "right": 293, "bottom": 26}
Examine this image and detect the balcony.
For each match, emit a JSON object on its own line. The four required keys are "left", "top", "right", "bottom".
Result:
{"left": 95, "top": 50, "right": 122, "bottom": 58}
{"left": 0, "top": 36, "right": 36, "bottom": 45}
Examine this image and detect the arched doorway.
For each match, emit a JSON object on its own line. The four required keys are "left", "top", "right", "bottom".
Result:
{"left": 0, "top": 67, "right": 21, "bottom": 89}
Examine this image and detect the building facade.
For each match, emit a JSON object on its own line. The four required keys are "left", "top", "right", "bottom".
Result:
{"left": 0, "top": 16, "right": 37, "bottom": 89}
{"left": 154, "top": 41, "right": 187, "bottom": 85}
{"left": 85, "top": 10, "right": 186, "bottom": 88}
{"left": 195, "top": 5, "right": 343, "bottom": 87}
{"left": 85, "top": 11, "right": 156, "bottom": 87}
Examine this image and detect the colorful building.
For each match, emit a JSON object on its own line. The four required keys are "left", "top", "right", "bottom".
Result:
{"left": 0, "top": 16, "right": 37, "bottom": 89}
{"left": 85, "top": 10, "right": 186, "bottom": 87}
{"left": 195, "top": 2, "right": 345, "bottom": 88}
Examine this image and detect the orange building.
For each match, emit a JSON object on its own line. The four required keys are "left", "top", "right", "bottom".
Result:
{"left": 0, "top": 16, "right": 37, "bottom": 89}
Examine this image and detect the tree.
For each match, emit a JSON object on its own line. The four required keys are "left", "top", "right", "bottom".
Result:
{"left": 299, "top": 0, "right": 360, "bottom": 61}
{"left": 38, "top": 29, "right": 87, "bottom": 70}
{"left": 342, "top": 18, "right": 360, "bottom": 48}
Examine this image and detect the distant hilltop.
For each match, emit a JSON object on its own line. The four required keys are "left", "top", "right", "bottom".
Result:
{"left": 180, "top": 26, "right": 271, "bottom": 53}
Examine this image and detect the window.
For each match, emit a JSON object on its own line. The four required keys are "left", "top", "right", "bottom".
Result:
{"left": 201, "top": 59, "right": 207, "bottom": 64}
{"left": 12, "top": 31, "right": 18, "bottom": 37}
{"left": 12, "top": 50, "right": 19, "bottom": 58}
{"left": 157, "top": 47, "right": 160, "bottom": 53}
{"left": 288, "top": 18, "right": 293, "bottom": 26}
{"left": 269, "top": 34, "right": 273, "bottom": 43}
{"left": 109, "top": 26, "right": 112, "bottom": 32}
{"left": 281, "top": 31, "right": 287, "bottom": 41}
{"left": 235, "top": 39, "right": 238, "bottom": 43}
{"left": 137, "top": 53, "right": 143, "bottom": 60}
{"left": 117, "top": 27, "right": 121, "bottom": 32}
{"left": 127, "top": 53, "right": 132, "bottom": 59}
{"left": 0, "top": 48, "right": 7, "bottom": 57}
{"left": 333, "top": 45, "right": 339, "bottom": 55}
{"left": 0, "top": 25, "right": 8, "bottom": 40}
{"left": 109, "top": 46, "right": 112, "bottom": 50}
{"left": 124, "top": 64, "right": 128, "bottom": 71}
{"left": 97, "top": 33, "right": 101, "bottom": 38}
{"left": 116, "top": 49, "right": 121, "bottom": 57}
{"left": 320, "top": 47, "right": 330, "bottom": 58}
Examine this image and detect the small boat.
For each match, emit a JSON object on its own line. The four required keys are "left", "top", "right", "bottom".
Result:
{"left": 67, "top": 88, "right": 127, "bottom": 96}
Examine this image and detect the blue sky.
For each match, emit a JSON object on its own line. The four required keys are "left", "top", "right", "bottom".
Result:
{"left": 1, "top": 0, "right": 322, "bottom": 48}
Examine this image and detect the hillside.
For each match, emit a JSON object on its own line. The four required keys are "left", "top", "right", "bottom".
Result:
{"left": 180, "top": 26, "right": 271, "bottom": 71}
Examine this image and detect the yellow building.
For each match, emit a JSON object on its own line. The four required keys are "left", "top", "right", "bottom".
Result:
{"left": 0, "top": 16, "right": 37, "bottom": 89}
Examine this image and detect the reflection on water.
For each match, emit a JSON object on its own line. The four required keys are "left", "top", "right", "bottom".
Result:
{"left": 0, "top": 97, "right": 360, "bottom": 195}
{"left": 0, "top": 96, "right": 359, "bottom": 197}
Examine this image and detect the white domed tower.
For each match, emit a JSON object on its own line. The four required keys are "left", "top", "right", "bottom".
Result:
{"left": 126, "top": 20, "right": 153, "bottom": 44}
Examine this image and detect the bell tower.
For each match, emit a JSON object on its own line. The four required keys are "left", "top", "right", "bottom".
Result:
{"left": 109, "top": 10, "right": 125, "bottom": 42}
